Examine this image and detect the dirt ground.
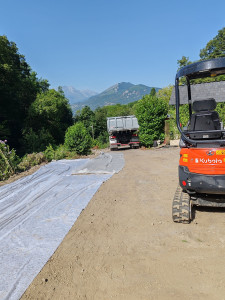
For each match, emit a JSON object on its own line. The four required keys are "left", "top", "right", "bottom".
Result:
{"left": 21, "top": 147, "right": 225, "bottom": 300}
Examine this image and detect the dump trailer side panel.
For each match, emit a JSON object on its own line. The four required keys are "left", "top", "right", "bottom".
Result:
{"left": 107, "top": 115, "right": 139, "bottom": 133}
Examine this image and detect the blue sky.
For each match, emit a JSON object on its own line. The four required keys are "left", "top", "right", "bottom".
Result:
{"left": 0, "top": 0, "right": 224, "bottom": 92}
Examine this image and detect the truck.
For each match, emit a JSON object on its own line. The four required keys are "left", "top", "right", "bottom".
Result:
{"left": 107, "top": 115, "right": 140, "bottom": 150}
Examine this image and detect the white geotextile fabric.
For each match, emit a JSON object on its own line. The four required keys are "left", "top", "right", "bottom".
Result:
{"left": 0, "top": 152, "right": 124, "bottom": 300}
{"left": 74, "top": 151, "right": 124, "bottom": 174}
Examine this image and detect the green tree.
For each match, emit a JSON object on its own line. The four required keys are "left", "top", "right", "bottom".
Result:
{"left": 177, "top": 28, "right": 225, "bottom": 84}
{"left": 64, "top": 122, "right": 92, "bottom": 155}
{"left": 22, "top": 128, "right": 55, "bottom": 153}
{"left": 150, "top": 88, "right": 156, "bottom": 97}
{"left": 75, "top": 104, "right": 135, "bottom": 141}
{"left": 134, "top": 95, "right": 168, "bottom": 147}
{"left": 157, "top": 85, "right": 173, "bottom": 103}
{"left": 74, "top": 106, "right": 95, "bottom": 137}
{"left": 94, "top": 107, "right": 107, "bottom": 138}
{"left": 177, "top": 56, "right": 192, "bottom": 70}
{"left": 0, "top": 35, "right": 50, "bottom": 153}
{"left": 24, "top": 89, "right": 73, "bottom": 152}
{"left": 216, "top": 102, "right": 225, "bottom": 124}
{"left": 105, "top": 103, "right": 133, "bottom": 117}
{"left": 200, "top": 27, "right": 225, "bottom": 60}
{"left": 177, "top": 56, "right": 193, "bottom": 84}
{"left": 169, "top": 104, "right": 190, "bottom": 139}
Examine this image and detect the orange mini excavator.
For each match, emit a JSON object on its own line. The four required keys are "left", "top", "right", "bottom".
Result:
{"left": 172, "top": 57, "right": 225, "bottom": 223}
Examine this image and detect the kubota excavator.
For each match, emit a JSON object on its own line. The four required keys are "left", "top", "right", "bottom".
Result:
{"left": 172, "top": 57, "right": 225, "bottom": 223}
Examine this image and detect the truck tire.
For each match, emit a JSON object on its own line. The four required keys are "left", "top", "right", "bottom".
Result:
{"left": 130, "top": 145, "right": 139, "bottom": 149}
{"left": 172, "top": 185, "right": 192, "bottom": 223}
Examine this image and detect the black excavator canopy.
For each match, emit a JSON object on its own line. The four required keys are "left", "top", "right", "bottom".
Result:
{"left": 176, "top": 57, "right": 225, "bottom": 80}
{"left": 175, "top": 57, "right": 225, "bottom": 146}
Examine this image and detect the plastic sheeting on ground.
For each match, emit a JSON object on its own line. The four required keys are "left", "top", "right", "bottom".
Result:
{"left": 0, "top": 152, "right": 124, "bottom": 300}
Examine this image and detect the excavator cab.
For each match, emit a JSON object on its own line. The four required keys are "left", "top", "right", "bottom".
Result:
{"left": 172, "top": 57, "right": 225, "bottom": 223}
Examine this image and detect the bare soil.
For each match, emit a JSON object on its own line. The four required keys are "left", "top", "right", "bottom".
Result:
{"left": 21, "top": 147, "right": 225, "bottom": 300}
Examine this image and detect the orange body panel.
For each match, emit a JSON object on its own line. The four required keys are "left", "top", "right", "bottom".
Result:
{"left": 180, "top": 148, "right": 225, "bottom": 175}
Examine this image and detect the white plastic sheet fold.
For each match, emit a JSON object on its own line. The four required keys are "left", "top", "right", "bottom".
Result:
{"left": 0, "top": 152, "right": 124, "bottom": 300}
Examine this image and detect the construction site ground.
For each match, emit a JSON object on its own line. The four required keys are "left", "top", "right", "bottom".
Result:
{"left": 21, "top": 147, "right": 225, "bottom": 300}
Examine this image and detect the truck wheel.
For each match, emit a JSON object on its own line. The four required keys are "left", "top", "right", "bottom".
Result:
{"left": 172, "top": 185, "right": 192, "bottom": 223}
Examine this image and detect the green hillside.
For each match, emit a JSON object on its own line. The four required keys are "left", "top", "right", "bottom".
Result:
{"left": 71, "top": 82, "right": 160, "bottom": 113}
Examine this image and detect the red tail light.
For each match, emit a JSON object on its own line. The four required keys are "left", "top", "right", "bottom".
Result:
{"left": 182, "top": 180, "right": 187, "bottom": 186}
{"left": 111, "top": 136, "right": 116, "bottom": 139}
{"left": 132, "top": 134, "right": 137, "bottom": 136}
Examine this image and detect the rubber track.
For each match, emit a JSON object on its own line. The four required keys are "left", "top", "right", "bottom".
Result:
{"left": 172, "top": 185, "right": 190, "bottom": 223}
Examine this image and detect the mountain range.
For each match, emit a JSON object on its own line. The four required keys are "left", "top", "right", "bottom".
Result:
{"left": 62, "top": 86, "right": 98, "bottom": 104}
{"left": 63, "top": 82, "right": 160, "bottom": 113}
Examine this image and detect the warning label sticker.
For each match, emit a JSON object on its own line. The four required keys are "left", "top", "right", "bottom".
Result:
{"left": 216, "top": 150, "right": 225, "bottom": 155}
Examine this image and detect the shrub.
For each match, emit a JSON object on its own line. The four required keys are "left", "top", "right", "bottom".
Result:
{"left": 169, "top": 104, "right": 190, "bottom": 140}
{"left": 64, "top": 122, "right": 92, "bottom": 155}
{"left": 54, "top": 145, "right": 68, "bottom": 160}
{"left": 17, "top": 152, "right": 46, "bottom": 171}
{"left": 44, "top": 144, "right": 78, "bottom": 162}
{"left": 45, "top": 144, "right": 76, "bottom": 161}
{"left": 134, "top": 95, "right": 168, "bottom": 147}
{"left": 0, "top": 140, "right": 20, "bottom": 180}
{"left": 93, "top": 132, "right": 109, "bottom": 149}
{"left": 22, "top": 128, "right": 56, "bottom": 153}
{"left": 44, "top": 144, "right": 55, "bottom": 162}
{"left": 24, "top": 89, "right": 73, "bottom": 151}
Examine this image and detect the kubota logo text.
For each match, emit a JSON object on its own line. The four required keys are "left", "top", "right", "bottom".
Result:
{"left": 195, "top": 158, "right": 222, "bottom": 164}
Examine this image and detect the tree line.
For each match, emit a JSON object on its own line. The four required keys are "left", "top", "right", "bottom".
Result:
{"left": 0, "top": 36, "right": 73, "bottom": 155}
{"left": 177, "top": 27, "right": 225, "bottom": 83}
{"left": 74, "top": 89, "right": 168, "bottom": 149}
{"left": 0, "top": 34, "right": 165, "bottom": 158}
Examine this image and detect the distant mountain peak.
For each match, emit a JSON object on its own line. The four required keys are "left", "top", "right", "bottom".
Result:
{"left": 71, "top": 82, "right": 161, "bottom": 113}
{"left": 62, "top": 86, "right": 98, "bottom": 105}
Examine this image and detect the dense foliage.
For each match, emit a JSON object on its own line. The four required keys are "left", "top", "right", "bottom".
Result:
{"left": 74, "top": 106, "right": 95, "bottom": 137}
{"left": 74, "top": 103, "right": 136, "bottom": 147}
{"left": 134, "top": 95, "right": 168, "bottom": 147}
{"left": 23, "top": 89, "right": 73, "bottom": 152}
{"left": 0, "top": 140, "right": 19, "bottom": 180}
{"left": 0, "top": 35, "right": 49, "bottom": 153}
{"left": 64, "top": 122, "right": 92, "bottom": 155}
{"left": 0, "top": 35, "right": 73, "bottom": 157}
{"left": 200, "top": 27, "right": 225, "bottom": 60}
{"left": 177, "top": 27, "right": 225, "bottom": 84}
